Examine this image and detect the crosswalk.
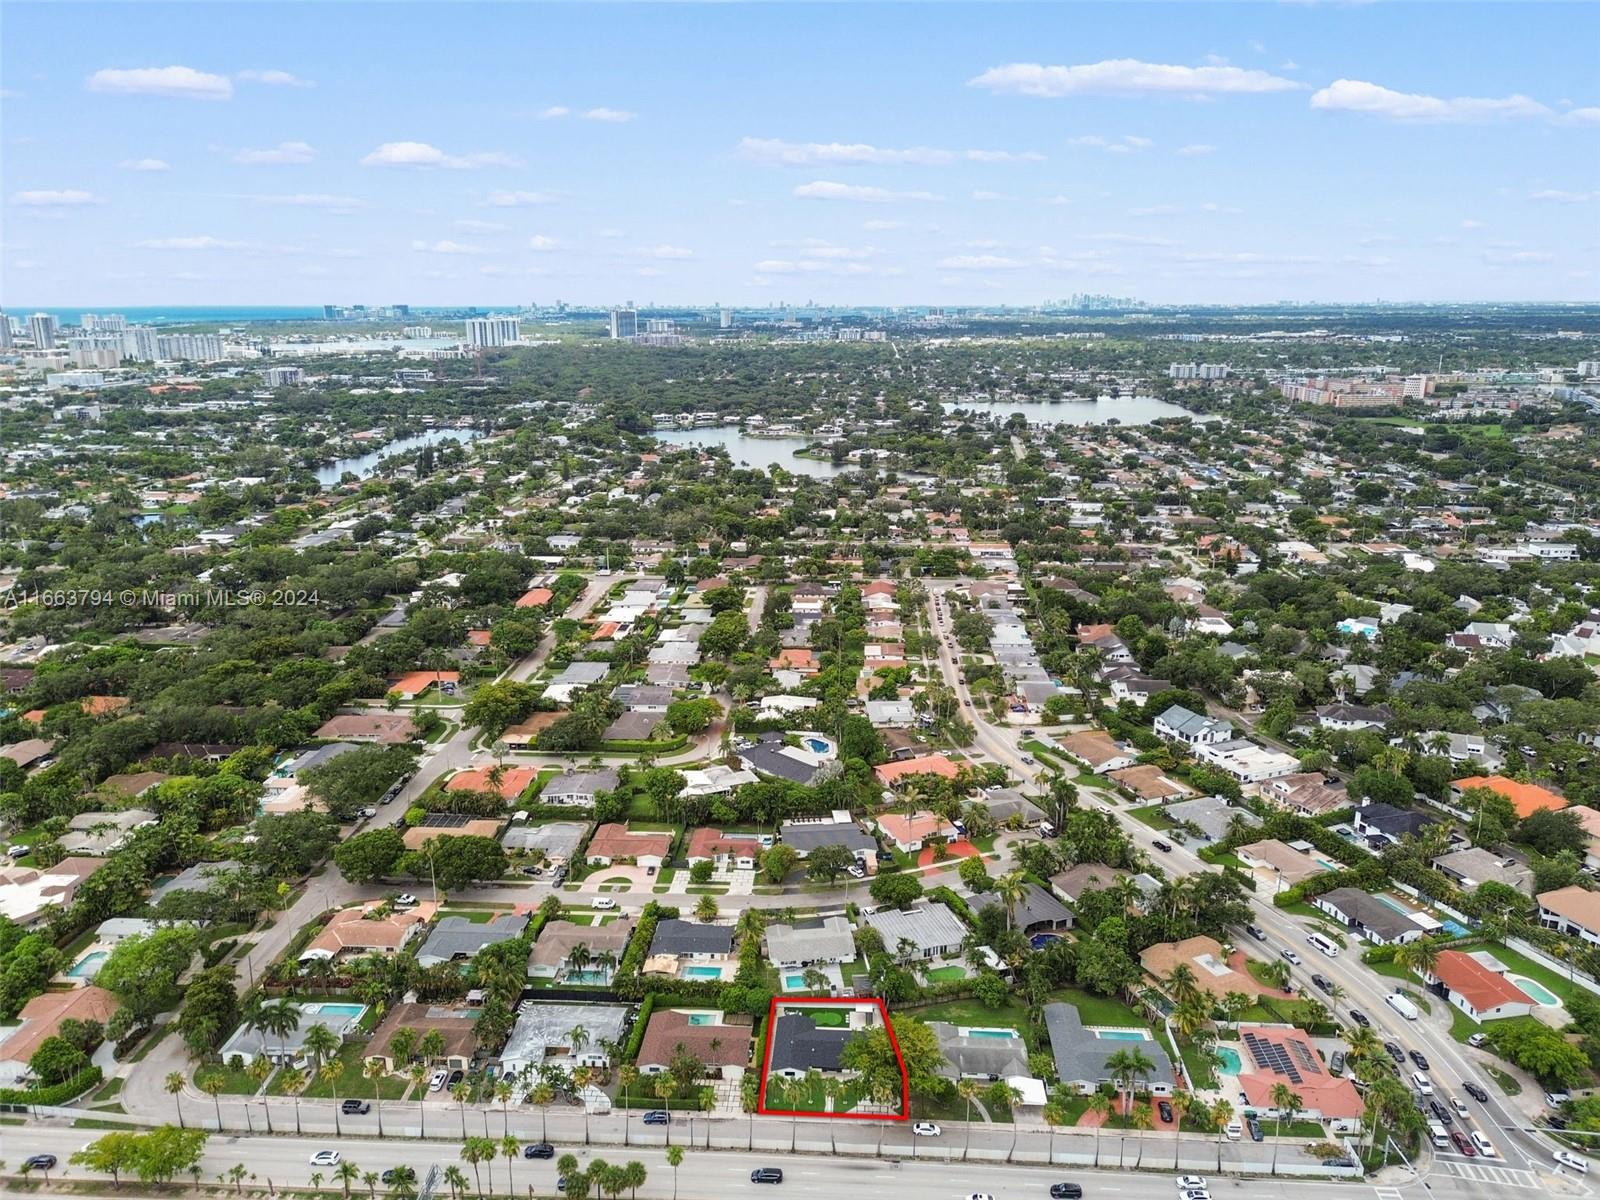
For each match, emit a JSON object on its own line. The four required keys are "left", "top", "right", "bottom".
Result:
{"left": 1374, "top": 1186, "right": 1405, "bottom": 1200}
{"left": 1439, "top": 1159, "right": 1544, "bottom": 1189}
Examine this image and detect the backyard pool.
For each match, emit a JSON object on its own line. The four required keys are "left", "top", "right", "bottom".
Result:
{"left": 967, "top": 1028, "right": 1018, "bottom": 1039}
{"left": 686, "top": 1013, "right": 717, "bottom": 1026}
{"left": 802, "top": 737, "right": 832, "bottom": 755}
{"left": 1510, "top": 975, "right": 1561, "bottom": 1006}
{"left": 301, "top": 1002, "right": 366, "bottom": 1020}
{"left": 783, "top": 974, "right": 808, "bottom": 989}
{"left": 566, "top": 969, "right": 610, "bottom": 985}
{"left": 68, "top": 950, "right": 108, "bottom": 978}
{"left": 1215, "top": 1047, "right": 1243, "bottom": 1074}
{"left": 1096, "top": 1029, "right": 1150, "bottom": 1041}
{"left": 683, "top": 966, "right": 723, "bottom": 979}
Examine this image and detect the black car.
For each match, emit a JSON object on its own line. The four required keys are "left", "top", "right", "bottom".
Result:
{"left": 382, "top": 1169, "right": 416, "bottom": 1186}
{"left": 643, "top": 1110, "right": 670, "bottom": 1125}
{"left": 1245, "top": 924, "right": 1267, "bottom": 941}
{"left": 1247, "top": 1117, "right": 1264, "bottom": 1143}
{"left": 341, "top": 1099, "right": 372, "bottom": 1115}
{"left": 1050, "top": 1185, "right": 1084, "bottom": 1199}
{"left": 1547, "top": 1115, "right": 1570, "bottom": 1131}
{"left": 1158, "top": 1100, "right": 1174, "bottom": 1123}
{"left": 1311, "top": 974, "right": 1332, "bottom": 993}
{"left": 1465, "top": 1082, "right": 1490, "bottom": 1103}
{"left": 1409, "top": 1050, "right": 1430, "bottom": 1071}
{"left": 557, "top": 1178, "right": 570, "bottom": 1192}
{"left": 24, "top": 1155, "right": 57, "bottom": 1171}
{"left": 751, "top": 1169, "right": 784, "bottom": 1184}
{"left": 448, "top": 1069, "right": 465, "bottom": 1086}
{"left": 1152, "top": 839, "right": 1173, "bottom": 852}
{"left": 524, "top": 1144, "right": 555, "bottom": 1160}
{"left": 1384, "top": 1041, "right": 1406, "bottom": 1064}
{"left": 1429, "top": 1100, "right": 1453, "bottom": 1125}
{"left": 1349, "top": 1010, "right": 1370, "bottom": 1027}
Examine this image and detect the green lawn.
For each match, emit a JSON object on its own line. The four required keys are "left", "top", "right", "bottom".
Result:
{"left": 280, "top": 1044, "right": 407, "bottom": 1100}
{"left": 763, "top": 1073, "right": 873, "bottom": 1115}
{"left": 1129, "top": 804, "right": 1177, "bottom": 831}
{"left": 1475, "top": 941, "right": 1583, "bottom": 1006}
{"left": 1181, "top": 1040, "right": 1219, "bottom": 1089}
{"left": 1487, "top": 1065, "right": 1522, "bottom": 1097}
{"left": 195, "top": 1063, "right": 263, "bottom": 1096}
{"left": 810, "top": 1010, "right": 847, "bottom": 1027}
{"left": 925, "top": 965, "right": 967, "bottom": 983}
{"left": 1448, "top": 1006, "right": 1483, "bottom": 1044}
{"left": 912, "top": 995, "right": 1031, "bottom": 1031}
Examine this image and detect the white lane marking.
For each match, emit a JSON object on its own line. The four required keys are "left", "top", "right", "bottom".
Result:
{"left": 1374, "top": 1187, "right": 1404, "bottom": 1200}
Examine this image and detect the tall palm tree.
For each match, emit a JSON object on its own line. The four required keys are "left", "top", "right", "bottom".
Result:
{"left": 303, "top": 1023, "right": 340, "bottom": 1074}
{"left": 409, "top": 1063, "right": 429, "bottom": 1136}
{"left": 665, "top": 1146, "right": 684, "bottom": 1200}
{"left": 1087, "top": 1091, "right": 1113, "bottom": 1165}
{"left": 390, "top": 1028, "right": 419, "bottom": 1072}
{"left": 452, "top": 1081, "right": 472, "bottom": 1138}
{"left": 334, "top": 1160, "right": 360, "bottom": 1199}
{"left": 325, "top": 1058, "right": 346, "bottom": 1137}
{"left": 1210, "top": 1099, "right": 1234, "bottom": 1171}
{"left": 280, "top": 1064, "right": 308, "bottom": 1135}
{"left": 1042, "top": 1098, "right": 1066, "bottom": 1165}
{"left": 1164, "top": 964, "right": 1203, "bottom": 1010}
{"left": 500, "top": 1134, "right": 520, "bottom": 1196}
{"left": 1268, "top": 1083, "right": 1301, "bottom": 1175}
{"left": 442, "top": 1166, "right": 468, "bottom": 1200}
{"left": 201, "top": 1074, "right": 226, "bottom": 1131}
{"left": 530, "top": 1080, "right": 555, "bottom": 1143}
{"left": 495, "top": 1078, "right": 515, "bottom": 1136}
{"left": 957, "top": 1078, "right": 980, "bottom": 1160}
{"left": 1130, "top": 1102, "right": 1155, "bottom": 1167}
{"left": 365, "top": 1059, "right": 387, "bottom": 1137}
{"left": 1394, "top": 936, "right": 1442, "bottom": 981}
{"left": 993, "top": 869, "right": 1028, "bottom": 932}
{"left": 618, "top": 1065, "right": 639, "bottom": 1145}
{"left": 1170, "top": 1092, "right": 1192, "bottom": 1170}
{"left": 459, "top": 1139, "right": 486, "bottom": 1198}
{"left": 165, "top": 1071, "right": 186, "bottom": 1128}
{"left": 247, "top": 1058, "right": 274, "bottom": 1133}
{"left": 575, "top": 1066, "right": 598, "bottom": 1144}
{"left": 420, "top": 1029, "right": 447, "bottom": 1065}
{"left": 622, "top": 1160, "right": 647, "bottom": 1200}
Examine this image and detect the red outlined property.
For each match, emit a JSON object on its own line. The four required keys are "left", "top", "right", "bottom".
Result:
{"left": 755, "top": 996, "right": 909, "bottom": 1120}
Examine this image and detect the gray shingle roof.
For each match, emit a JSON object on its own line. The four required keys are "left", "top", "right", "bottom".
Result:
{"left": 1042, "top": 1003, "right": 1175, "bottom": 1088}
{"left": 649, "top": 919, "right": 734, "bottom": 957}
{"left": 767, "top": 1012, "right": 853, "bottom": 1073}
{"left": 416, "top": 914, "right": 529, "bottom": 966}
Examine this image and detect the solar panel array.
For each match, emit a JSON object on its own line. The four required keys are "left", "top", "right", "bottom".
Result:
{"left": 422, "top": 812, "right": 474, "bottom": 828}
{"left": 1242, "top": 1031, "right": 1323, "bottom": 1085}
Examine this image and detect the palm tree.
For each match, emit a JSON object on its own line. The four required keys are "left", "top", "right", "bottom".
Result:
{"left": 495, "top": 1078, "right": 515, "bottom": 1136}
{"left": 1394, "top": 936, "right": 1442, "bottom": 981}
{"left": 391, "top": 1028, "right": 419, "bottom": 1071}
{"left": 420, "top": 1029, "right": 447, "bottom": 1065}
{"left": 993, "top": 869, "right": 1027, "bottom": 931}
{"left": 451, "top": 1080, "right": 472, "bottom": 1138}
{"left": 569, "top": 1024, "right": 591, "bottom": 1059}
{"left": 665, "top": 1146, "right": 684, "bottom": 1200}
{"left": 325, "top": 1058, "right": 346, "bottom": 1136}
{"left": 1170, "top": 1092, "right": 1192, "bottom": 1170}
{"left": 248, "top": 1056, "right": 274, "bottom": 1133}
{"left": 1262, "top": 957, "right": 1293, "bottom": 991}
{"left": 365, "top": 1059, "right": 388, "bottom": 1137}
{"left": 618, "top": 1065, "right": 639, "bottom": 1145}
{"left": 1164, "top": 964, "right": 1203, "bottom": 1010}
{"left": 335, "top": 1160, "right": 360, "bottom": 1199}
{"left": 460, "top": 1139, "right": 486, "bottom": 1198}
{"left": 279, "top": 1064, "right": 306, "bottom": 1135}
{"left": 575, "top": 1066, "right": 598, "bottom": 1144}
{"left": 362, "top": 1170, "right": 379, "bottom": 1200}
{"left": 500, "top": 1134, "right": 520, "bottom": 1196}
{"left": 409, "top": 1063, "right": 429, "bottom": 1136}
{"left": 304, "top": 1023, "right": 341, "bottom": 1075}
{"left": 1042, "top": 1098, "right": 1066, "bottom": 1165}
{"left": 565, "top": 945, "right": 593, "bottom": 981}
{"left": 1210, "top": 1099, "right": 1234, "bottom": 1171}
{"left": 442, "top": 1165, "right": 469, "bottom": 1200}
{"left": 622, "top": 1161, "right": 647, "bottom": 1199}
{"left": 253, "top": 999, "right": 302, "bottom": 1066}
{"left": 165, "top": 1071, "right": 186, "bottom": 1128}
{"left": 1088, "top": 1091, "right": 1113, "bottom": 1165}
{"left": 202, "top": 1074, "right": 226, "bottom": 1130}
{"left": 1130, "top": 1102, "right": 1154, "bottom": 1167}
{"left": 531, "top": 1080, "right": 555, "bottom": 1142}
{"left": 958, "top": 1078, "right": 980, "bottom": 1160}
{"left": 1268, "top": 1083, "right": 1301, "bottom": 1175}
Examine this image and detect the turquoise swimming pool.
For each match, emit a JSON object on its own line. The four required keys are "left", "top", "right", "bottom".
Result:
{"left": 1215, "top": 1047, "right": 1243, "bottom": 1074}
{"left": 683, "top": 966, "right": 722, "bottom": 979}
{"left": 968, "top": 1029, "right": 1017, "bottom": 1040}
{"left": 1510, "top": 975, "right": 1560, "bottom": 1005}
{"left": 68, "top": 950, "right": 108, "bottom": 978}
{"left": 1096, "top": 1029, "right": 1149, "bottom": 1041}
{"left": 302, "top": 1002, "right": 365, "bottom": 1019}
{"left": 784, "top": 974, "right": 807, "bottom": 989}
{"left": 686, "top": 1013, "right": 717, "bottom": 1026}
{"left": 803, "top": 737, "right": 831, "bottom": 754}
{"left": 566, "top": 969, "right": 609, "bottom": 985}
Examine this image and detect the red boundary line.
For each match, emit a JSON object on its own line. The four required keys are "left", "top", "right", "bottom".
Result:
{"left": 755, "top": 996, "right": 909, "bottom": 1121}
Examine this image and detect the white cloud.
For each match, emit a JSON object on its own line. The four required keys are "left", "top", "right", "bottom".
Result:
{"left": 237, "top": 69, "right": 313, "bottom": 88}
{"left": 1068, "top": 134, "right": 1151, "bottom": 154}
{"left": 752, "top": 258, "right": 873, "bottom": 276}
{"left": 1085, "top": 232, "right": 1175, "bottom": 246}
{"left": 737, "top": 137, "right": 1043, "bottom": 167}
{"left": 793, "top": 180, "right": 942, "bottom": 202}
{"left": 453, "top": 219, "right": 507, "bottom": 233}
{"left": 971, "top": 190, "right": 1004, "bottom": 201}
{"left": 1176, "top": 143, "right": 1216, "bottom": 156}
{"left": 583, "top": 107, "right": 635, "bottom": 123}
{"left": 136, "top": 235, "right": 244, "bottom": 250}
{"left": 12, "top": 189, "right": 105, "bottom": 207}
{"left": 635, "top": 243, "right": 693, "bottom": 259}
{"left": 411, "top": 239, "right": 486, "bottom": 255}
{"left": 86, "top": 65, "right": 232, "bottom": 100}
{"left": 234, "top": 141, "right": 316, "bottom": 165}
{"left": 539, "top": 106, "right": 570, "bottom": 119}
{"left": 1529, "top": 189, "right": 1596, "bottom": 203}
{"left": 121, "top": 157, "right": 171, "bottom": 172}
{"left": 1309, "top": 79, "right": 1551, "bottom": 123}
{"left": 480, "top": 264, "right": 547, "bottom": 277}
{"left": 798, "top": 240, "right": 875, "bottom": 260}
{"left": 861, "top": 219, "right": 906, "bottom": 231}
{"left": 248, "top": 193, "right": 367, "bottom": 212}
{"left": 595, "top": 228, "right": 626, "bottom": 238}
{"left": 636, "top": 266, "right": 665, "bottom": 277}
{"left": 1043, "top": 194, "right": 1073, "bottom": 206}
{"left": 937, "top": 254, "right": 1028, "bottom": 270}
{"left": 485, "top": 189, "right": 554, "bottom": 206}
{"left": 528, "top": 235, "right": 562, "bottom": 250}
{"left": 970, "top": 58, "right": 1300, "bottom": 99}
{"left": 362, "top": 141, "right": 518, "bottom": 169}
{"left": 1567, "top": 107, "right": 1600, "bottom": 126}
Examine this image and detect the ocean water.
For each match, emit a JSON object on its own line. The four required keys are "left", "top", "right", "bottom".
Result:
{"left": 17, "top": 306, "right": 327, "bottom": 325}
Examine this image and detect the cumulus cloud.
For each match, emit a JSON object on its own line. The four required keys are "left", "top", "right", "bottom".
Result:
{"left": 136, "top": 235, "right": 244, "bottom": 250}
{"left": 793, "top": 180, "right": 942, "bottom": 202}
{"left": 862, "top": 219, "right": 906, "bottom": 230}
{"left": 583, "top": 107, "right": 635, "bottom": 122}
{"left": 12, "top": 189, "right": 106, "bottom": 206}
{"left": 484, "top": 189, "right": 554, "bottom": 206}
{"left": 1483, "top": 249, "right": 1554, "bottom": 264}
{"left": 1176, "top": 143, "right": 1216, "bottom": 156}
{"left": 1567, "top": 107, "right": 1600, "bottom": 125}
{"left": 234, "top": 141, "right": 316, "bottom": 165}
{"left": 1529, "top": 189, "right": 1596, "bottom": 203}
{"left": 86, "top": 65, "right": 233, "bottom": 100}
{"left": 237, "top": 69, "right": 313, "bottom": 88}
{"left": 247, "top": 193, "right": 367, "bottom": 212}
{"left": 970, "top": 58, "right": 1299, "bottom": 99}
{"left": 454, "top": 219, "right": 506, "bottom": 233}
{"left": 635, "top": 243, "right": 693, "bottom": 259}
{"left": 1309, "top": 79, "right": 1552, "bottom": 122}
{"left": 539, "top": 106, "right": 570, "bottom": 119}
{"left": 362, "top": 141, "right": 518, "bottom": 169}
{"left": 937, "top": 254, "right": 1028, "bottom": 270}
{"left": 737, "top": 137, "right": 1042, "bottom": 167}
{"left": 1067, "top": 134, "right": 1151, "bottom": 154}
{"left": 120, "top": 158, "right": 171, "bottom": 171}
{"left": 411, "top": 239, "right": 486, "bottom": 255}
{"left": 527, "top": 235, "right": 562, "bottom": 250}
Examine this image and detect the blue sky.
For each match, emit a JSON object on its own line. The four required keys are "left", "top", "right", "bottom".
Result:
{"left": 4, "top": 2, "right": 1597, "bottom": 307}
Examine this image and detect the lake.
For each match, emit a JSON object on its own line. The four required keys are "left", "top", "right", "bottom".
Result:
{"left": 941, "top": 396, "right": 1204, "bottom": 425}
{"left": 652, "top": 427, "right": 854, "bottom": 479}
{"left": 316, "top": 428, "right": 484, "bottom": 486}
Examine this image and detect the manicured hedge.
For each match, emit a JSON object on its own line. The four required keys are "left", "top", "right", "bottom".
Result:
{"left": 622, "top": 993, "right": 658, "bottom": 1061}
{"left": 0, "top": 1065, "right": 102, "bottom": 1106}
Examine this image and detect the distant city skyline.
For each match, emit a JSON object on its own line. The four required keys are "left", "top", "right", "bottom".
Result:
{"left": 4, "top": 2, "right": 1597, "bottom": 307}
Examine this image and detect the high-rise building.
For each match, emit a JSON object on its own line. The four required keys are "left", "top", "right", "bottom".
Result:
{"left": 30, "top": 312, "right": 60, "bottom": 349}
{"left": 155, "top": 332, "right": 227, "bottom": 362}
{"left": 1579, "top": 361, "right": 1600, "bottom": 379}
{"left": 0, "top": 311, "right": 11, "bottom": 350}
{"left": 608, "top": 306, "right": 639, "bottom": 339}
{"left": 124, "top": 327, "right": 161, "bottom": 361}
{"left": 720, "top": 307, "right": 733, "bottom": 329}
{"left": 81, "top": 313, "right": 129, "bottom": 333}
{"left": 68, "top": 336, "right": 125, "bottom": 368}
{"left": 463, "top": 316, "right": 520, "bottom": 347}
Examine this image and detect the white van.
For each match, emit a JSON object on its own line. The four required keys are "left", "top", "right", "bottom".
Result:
{"left": 1306, "top": 932, "right": 1339, "bottom": 958}
{"left": 1427, "top": 1122, "right": 1449, "bottom": 1150}
{"left": 1386, "top": 993, "right": 1420, "bottom": 1021}
{"left": 1413, "top": 1072, "right": 1434, "bottom": 1096}
{"left": 1471, "top": 1130, "right": 1498, "bottom": 1159}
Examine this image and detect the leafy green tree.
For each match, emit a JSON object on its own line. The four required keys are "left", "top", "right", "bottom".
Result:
{"left": 760, "top": 843, "right": 798, "bottom": 884}
{"left": 334, "top": 827, "right": 407, "bottom": 884}
{"left": 806, "top": 843, "right": 855, "bottom": 883}
{"left": 97, "top": 926, "right": 200, "bottom": 1023}
{"left": 301, "top": 745, "right": 416, "bottom": 820}
{"left": 868, "top": 873, "right": 923, "bottom": 910}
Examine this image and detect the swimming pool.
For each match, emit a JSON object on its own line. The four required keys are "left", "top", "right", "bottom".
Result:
{"left": 302, "top": 1002, "right": 366, "bottom": 1019}
{"left": 802, "top": 737, "right": 831, "bottom": 755}
{"left": 967, "top": 1029, "right": 1018, "bottom": 1040}
{"left": 1214, "top": 1047, "right": 1243, "bottom": 1074}
{"left": 1510, "top": 975, "right": 1561, "bottom": 1006}
{"left": 566, "top": 969, "right": 610, "bottom": 985}
{"left": 783, "top": 974, "right": 808, "bottom": 989}
{"left": 683, "top": 966, "right": 723, "bottom": 979}
{"left": 68, "top": 950, "right": 108, "bottom": 978}
{"left": 1096, "top": 1029, "right": 1149, "bottom": 1041}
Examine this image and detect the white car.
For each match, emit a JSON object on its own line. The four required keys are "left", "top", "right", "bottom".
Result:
{"left": 1176, "top": 1178, "right": 1207, "bottom": 1191}
{"left": 1181, "top": 1192, "right": 1210, "bottom": 1200}
{"left": 395, "top": 894, "right": 418, "bottom": 907}
{"left": 1470, "top": 1130, "right": 1498, "bottom": 1159}
{"left": 593, "top": 897, "right": 617, "bottom": 910}
{"left": 913, "top": 1122, "right": 942, "bottom": 1137}
{"left": 310, "top": 1151, "right": 341, "bottom": 1167}
{"left": 1223, "top": 1122, "right": 1242, "bottom": 1141}
{"left": 428, "top": 1069, "right": 448, "bottom": 1092}
{"left": 846, "top": 865, "right": 866, "bottom": 879}
{"left": 1555, "top": 1151, "right": 1590, "bottom": 1174}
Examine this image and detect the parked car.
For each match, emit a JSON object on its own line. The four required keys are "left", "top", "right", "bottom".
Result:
{"left": 23, "top": 1156, "right": 57, "bottom": 1171}
{"left": 642, "top": 1111, "right": 669, "bottom": 1125}
{"left": 310, "top": 1151, "right": 342, "bottom": 1167}
{"left": 593, "top": 897, "right": 617, "bottom": 910}
{"left": 1180, "top": 1190, "right": 1211, "bottom": 1200}
{"left": 382, "top": 1169, "right": 415, "bottom": 1186}
{"left": 1152, "top": 839, "right": 1173, "bottom": 853}
{"left": 1450, "top": 1130, "right": 1476, "bottom": 1157}
{"left": 1409, "top": 1050, "right": 1431, "bottom": 1070}
{"left": 847, "top": 865, "right": 866, "bottom": 879}
{"left": 1465, "top": 1083, "right": 1490, "bottom": 1103}
{"left": 1467, "top": 1032, "right": 1488, "bottom": 1047}
{"left": 359, "top": 807, "right": 378, "bottom": 819}
{"left": 1349, "top": 1010, "right": 1370, "bottom": 1027}
{"left": 1311, "top": 973, "right": 1332, "bottom": 993}
{"left": 751, "top": 1169, "right": 784, "bottom": 1184}
{"left": 448, "top": 1069, "right": 464, "bottom": 1086}
{"left": 1223, "top": 1121, "right": 1242, "bottom": 1141}
{"left": 395, "top": 893, "right": 418, "bottom": 907}
{"left": 1158, "top": 1100, "right": 1174, "bottom": 1123}
{"left": 1050, "top": 1186, "right": 1083, "bottom": 1199}
{"left": 1279, "top": 948, "right": 1302, "bottom": 965}
{"left": 1546, "top": 1092, "right": 1573, "bottom": 1108}
{"left": 1384, "top": 1041, "right": 1406, "bottom": 1064}
{"left": 1547, "top": 1114, "right": 1570, "bottom": 1130}
{"left": 428, "top": 1069, "right": 448, "bottom": 1091}
{"left": 341, "top": 1100, "right": 371, "bottom": 1115}
{"left": 1246, "top": 1117, "right": 1264, "bottom": 1142}
{"left": 913, "top": 1122, "right": 942, "bottom": 1137}
{"left": 524, "top": 1144, "right": 555, "bottom": 1159}
{"left": 1245, "top": 925, "right": 1267, "bottom": 941}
